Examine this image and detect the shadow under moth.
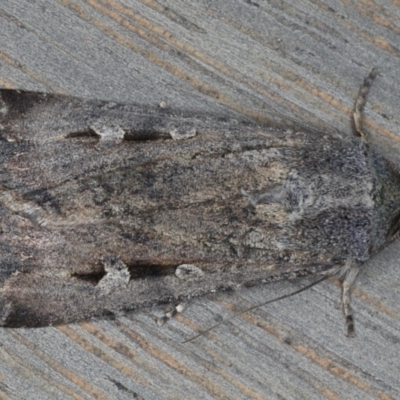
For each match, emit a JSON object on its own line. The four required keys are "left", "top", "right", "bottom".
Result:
{"left": 0, "top": 69, "right": 399, "bottom": 337}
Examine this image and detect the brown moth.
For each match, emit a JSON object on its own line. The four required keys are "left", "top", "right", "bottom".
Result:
{"left": 0, "top": 69, "right": 399, "bottom": 336}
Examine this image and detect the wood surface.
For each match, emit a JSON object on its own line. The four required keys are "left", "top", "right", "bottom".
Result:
{"left": 0, "top": 1, "right": 400, "bottom": 399}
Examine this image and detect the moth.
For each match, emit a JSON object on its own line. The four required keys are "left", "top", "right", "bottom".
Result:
{"left": 0, "top": 69, "right": 399, "bottom": 337}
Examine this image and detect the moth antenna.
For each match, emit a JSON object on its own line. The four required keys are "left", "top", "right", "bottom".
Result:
{"left": 182, "top": 275, "right": 329, "bottom": 344}
{"left": 353, "top": 68, "right": 379, "bottom": 141}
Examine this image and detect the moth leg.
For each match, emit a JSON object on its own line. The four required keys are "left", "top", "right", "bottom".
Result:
{"left": 353, "top": 68, "right": 379, "bottom": 141}
{"left": 156, "top": 263, "right": 204, "bottom": 325}
{"left": 156, "top": 302, "right": 187, "bottom": 326}
{"left": 341, "top": 268, "right": 360, "bottom": 338}
{"left": 335, "top": 260, "right": 360, "bottom": 337}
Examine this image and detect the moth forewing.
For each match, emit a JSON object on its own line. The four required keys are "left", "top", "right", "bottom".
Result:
{"left": 0, "top": 69, "right": 399, "bottom": 335}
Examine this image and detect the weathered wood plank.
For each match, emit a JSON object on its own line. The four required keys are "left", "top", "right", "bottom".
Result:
{"left": 0, "top": 1, "right": 399, "bottom": 399}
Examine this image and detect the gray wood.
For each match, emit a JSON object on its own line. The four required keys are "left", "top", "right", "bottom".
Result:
{"left": 0, "top": 0, "right": 399, "bottom": 399}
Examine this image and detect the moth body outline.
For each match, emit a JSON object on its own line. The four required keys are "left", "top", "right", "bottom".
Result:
{"left": 0, "top": 69, "right": 399, "bottom": 337}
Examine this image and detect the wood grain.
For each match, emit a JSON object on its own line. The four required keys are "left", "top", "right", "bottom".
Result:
{"left": 0, "top": 1, "right": 399, "bottom": 399}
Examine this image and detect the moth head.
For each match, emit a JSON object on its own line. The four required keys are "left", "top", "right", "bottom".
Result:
{"left": 386, "top": 209, "right": 400, "bottom": 243}
{"left": 371, "top": 154, "right": 400, "bottom": 252}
